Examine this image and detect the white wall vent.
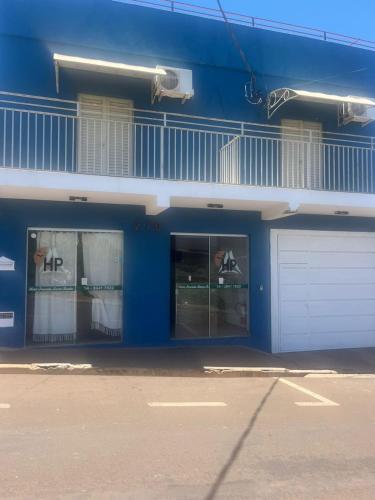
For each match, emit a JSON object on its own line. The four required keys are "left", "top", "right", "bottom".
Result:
{"left": 153, "top": 66, "right": 194, "bottom": 103}
{"left": 339, "top": 102, "right": 375, "bottom": 126}
{"left": 0, "top": 256, "right": 15, "bottom": 271}
{"left": 0, "top": 312, "right": 14, "bottom": 328}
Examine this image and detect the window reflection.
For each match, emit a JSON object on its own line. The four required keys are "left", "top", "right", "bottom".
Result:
{"left": 210, "top": 236, "right": 248, "bottom": 337}
{"left": 172, "top": 235, "right": 248, "bottom": 338}
{"left": 172, "top": 236, "right": 209, "bottom": 339}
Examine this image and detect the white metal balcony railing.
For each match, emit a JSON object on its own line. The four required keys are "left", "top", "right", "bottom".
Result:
{"left": 0, "top": 91, "right": 375, "bottom": 194}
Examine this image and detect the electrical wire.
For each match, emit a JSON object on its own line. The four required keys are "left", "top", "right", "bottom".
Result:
{"left": 295, "top": 67, "right": 368, "bottom": 91}
{"left": 215, "top": 3, "right": 368, "bottom": 106}
{"left": 216, "top": 0, "right": 262, "bottom": 105}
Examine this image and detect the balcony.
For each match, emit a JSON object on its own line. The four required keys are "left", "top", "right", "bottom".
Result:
{"left": 1, "top": 92, "right": 375, "bottom": 215}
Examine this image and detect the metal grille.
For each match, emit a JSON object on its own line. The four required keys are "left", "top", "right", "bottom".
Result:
{"left": 1, "top": 91, "right": 374, "bottom": 194}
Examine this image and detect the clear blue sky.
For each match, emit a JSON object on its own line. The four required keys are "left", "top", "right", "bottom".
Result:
{"left": 185, "top": 0, "right": 375, "bottom": 41}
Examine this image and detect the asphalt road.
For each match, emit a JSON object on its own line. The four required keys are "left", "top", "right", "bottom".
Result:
{"left": 1, "top": 374, "right": 375, "bottom": 499}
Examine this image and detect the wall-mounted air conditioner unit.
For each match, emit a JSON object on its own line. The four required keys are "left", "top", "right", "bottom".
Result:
{"left": 153, "top": 66, "right": 194, "bottom": 103}
{"left": 339, "top": 102, "right": 375, "bottom": 126}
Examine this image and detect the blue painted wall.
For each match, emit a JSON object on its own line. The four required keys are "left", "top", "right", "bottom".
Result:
{"left": 1, "top": 2, "right": 375, "bottom": 350}
{"left": 1, "top": 0, "right": 374, "bottom": 193}
{"left": 0, "top": 199, "right": 266, "bottom": 349}
{"left": 2, "top": 198, "right": 375, "bottom": 350}
{"left": 0, "top": 0, "right": 375, "bottom": 135}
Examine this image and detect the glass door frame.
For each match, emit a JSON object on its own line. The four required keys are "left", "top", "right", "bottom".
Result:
{"left": 171, "top": 232, "right": 250, "bottom": 339}
{"left": 24, "top": 227, "right": 124, "bottom": 347}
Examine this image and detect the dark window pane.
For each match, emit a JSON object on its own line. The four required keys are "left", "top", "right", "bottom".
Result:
{"left": 172, "top": 235, "right": 209, "bottom": 338}
{"left": 171, "top": 235, "right": 249, "bottom": 339}
{"left": 210, "top": 236, "right": 248, "bottom": 337}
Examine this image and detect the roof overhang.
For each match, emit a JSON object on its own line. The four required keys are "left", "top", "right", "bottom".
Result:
{"left": 53, "top": 53, "right": 166, "bottom": 93}
{"left": 267, "top": 88, "right": 375, "bottom": 118}
{"left": 4, "top": 168, "right": 375, "bottom": 219}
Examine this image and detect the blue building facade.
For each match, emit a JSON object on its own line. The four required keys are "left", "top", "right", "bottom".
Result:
{"left": 1, "top": 0, "right": 375, "bottom": 352}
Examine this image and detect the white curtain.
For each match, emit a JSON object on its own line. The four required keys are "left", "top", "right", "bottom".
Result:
{"left": 32, "top": 231, "right": 77, "bottom": 343}
{"left": 82, "top": 232, "right": 123, "bottom": 337}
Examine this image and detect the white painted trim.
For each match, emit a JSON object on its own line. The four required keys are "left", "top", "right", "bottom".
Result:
{"left": 261, "top": 203, "right": 300, "bottom": 220}
{"left": 4, "top": 168, "right": 375, "bottom": 218}
{"left": 23, "top": 229, "right": 30, "bottom": 347}
{"left": 270, "top": 229, "right": 280, "bottom": 353}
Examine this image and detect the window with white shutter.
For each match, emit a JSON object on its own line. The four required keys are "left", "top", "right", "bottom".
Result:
{"left": 78, "top": 94, "right": 133, "bottom": 177}
{"left": 281, "top": 119, "right": 322, "bottom": 189}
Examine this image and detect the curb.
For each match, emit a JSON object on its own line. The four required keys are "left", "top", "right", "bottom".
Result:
{"left": 204, "top": 366, "right": 338, "bottom": 377}
{"left": 0, "top": 363, "right": 340, "bottom": 377}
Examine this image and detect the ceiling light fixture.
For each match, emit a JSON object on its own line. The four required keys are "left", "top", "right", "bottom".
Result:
{"left": 69, "top": 196, "right": 88, "bottom": 202}
{"left": 334, "top": 210, "right": 349, "bottom": 215}
{"left": 207, "top": 203, "right": 224, "bottom": 209}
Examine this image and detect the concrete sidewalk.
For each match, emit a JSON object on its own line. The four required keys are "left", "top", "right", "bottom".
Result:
{"left": 0, "top": 345, "right": 375, "bottom": 377}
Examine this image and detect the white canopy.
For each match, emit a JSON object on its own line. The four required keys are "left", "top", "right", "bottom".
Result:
{"left": 53, "top": 53, "right": 166, "bottom": 93}
{"left": 289, "top": 89, "right": 375, "bottom": 106}
{"left": 267, "top": 87, "right": 375, "bottom": 118}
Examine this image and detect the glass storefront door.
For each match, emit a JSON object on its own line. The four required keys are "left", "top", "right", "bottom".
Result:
{"left": 172, "top": 234, "right": 248, "bottom": 338}
{"left": 26, "top": 229, "right": 123, "bottom": 345}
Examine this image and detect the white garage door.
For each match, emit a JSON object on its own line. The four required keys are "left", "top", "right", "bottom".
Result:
{"left": 271, "top": 230, "right": 375, "bottom": 353}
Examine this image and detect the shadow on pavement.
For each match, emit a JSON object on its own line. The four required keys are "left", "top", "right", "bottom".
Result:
{"left": 204, "top": 378, "right": 279, "bottom": 500}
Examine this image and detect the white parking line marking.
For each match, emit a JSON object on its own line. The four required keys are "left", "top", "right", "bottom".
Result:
{"left": 279, "top": 378, "right": 339, "bottom": 407}
{"left": 148, "top": 402, "right": 227, "bottom": 407}
{"left": 0, "top": 403, "right": 10, "bottom": 409}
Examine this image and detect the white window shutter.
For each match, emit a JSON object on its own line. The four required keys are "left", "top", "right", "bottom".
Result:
{"left": 107, "top": 97, "right": 133, "bottom": 177}
{"left": 78, "top": 94, "right": 133, "bottom": 177}
{"left": 305, "top": 121, "right": 322, "bottom": 190}
{"left": 78, "top": 94, "right": 106, "bottom": 175}
{"left": 282, "top": 119, "right": 322, "bottom": 189}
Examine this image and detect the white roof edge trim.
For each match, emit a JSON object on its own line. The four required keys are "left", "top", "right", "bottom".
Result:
{"left": 267, "top": 87, "right": 375, "bottom": 118}
{"left": 53, "top": 53, "right": 167, "bottom": 76}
